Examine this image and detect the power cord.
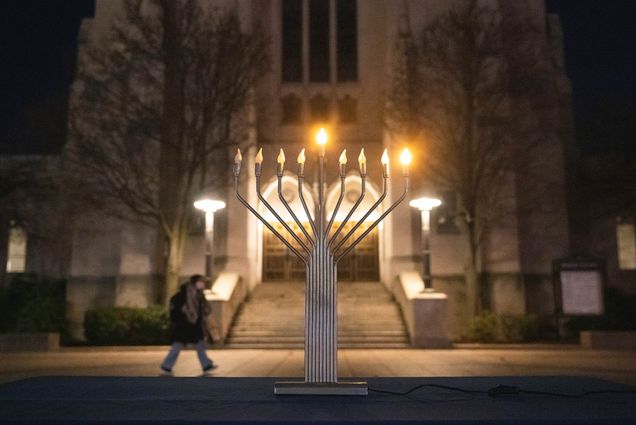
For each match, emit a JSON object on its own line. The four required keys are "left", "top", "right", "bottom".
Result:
{"left": 369, "top": 383, "right": 636, "bottom": 399}
{"left": 369, "top": 383, "right": 486, "bottom": 396}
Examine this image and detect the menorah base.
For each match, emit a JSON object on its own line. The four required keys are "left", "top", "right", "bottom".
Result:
{"left": 274, "top": 381, "right": 368, "bottom": 396}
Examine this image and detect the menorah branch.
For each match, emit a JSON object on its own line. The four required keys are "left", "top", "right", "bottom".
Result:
{"left": 335, "top": 178, "right": 409, "bottom": 263}
{"left": 257, "top": 177, "right": 311, "bottom": 255}
{"left": 234, "top": 178, "right": 308, "bottom": 264}
{"left": 277, "top": 176, "right": 315, "bottom": 246}
{"left": 328, "top": 177, "right": 366, "bottom": 249}
{"left": 298, "top": 177, "right": 319, "bottom": 240}
{"left": 325, "top": 176, "right": 345, "bottom": 239}
{"left": 332, "top": 177, "right": 388, "bottom": 253}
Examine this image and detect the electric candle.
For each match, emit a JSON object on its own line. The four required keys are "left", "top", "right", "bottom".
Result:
{"left": 338, "top": 149, "right": 347, "bottom": 177}
{"left": 233, "top": 148, "right": 242, "bottom": 176}
{"left": 381, "top": 149, "right": 389, "bottom": 178}
{"left": 297, "top": 148, "right": 306, "bottom": 177}
{"left": 277, "top": 148, "right": 285, "bottom": 176}
{"left": 255, "top": 148, "right": 263, "bottom": 176}
{"left": 316, "top": 128, "right": 327, "bottom": 157}
{"left": 400, "top": 148, "right": 412, "bottom": 177}
{"left": 358, "top": 149, "right": 366, "bottom": 177}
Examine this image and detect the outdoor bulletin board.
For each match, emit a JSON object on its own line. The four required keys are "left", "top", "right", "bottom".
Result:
{"left": 553, "top": 257, "right": 605, "bottom": 316}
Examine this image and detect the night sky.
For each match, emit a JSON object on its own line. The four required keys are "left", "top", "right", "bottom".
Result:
{"left": 0, "top": 0, "right": 634, "bottom": 155}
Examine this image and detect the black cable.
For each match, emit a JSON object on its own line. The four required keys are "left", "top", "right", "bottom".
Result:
{"left": 369, "top": 383, "right": 486, "bottom": 396}
{"left": 369, "top": 383, "right": 636, "bottom": 399}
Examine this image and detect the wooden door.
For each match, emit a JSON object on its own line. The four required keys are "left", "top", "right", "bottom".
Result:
{"left": 262, "top": 221, "right": 379, "bottom": 282}
{"left": 332, "top": 222, "right": 379, "bottom": 282}
{"left": 262, "top": 222, "right": 307, "bottom": 281}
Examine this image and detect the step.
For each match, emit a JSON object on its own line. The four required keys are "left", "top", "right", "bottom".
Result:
{"left": 223, "top": 342, "right": 412, "bottom": 349}
{"left": 228, "top": 330, "right": 408, "bottom": 337}
{"left": 227, "top": 281, "right": 410, "bottom": 348}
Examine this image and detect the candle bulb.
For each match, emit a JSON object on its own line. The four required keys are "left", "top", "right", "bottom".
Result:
{"left": 255, "top": 147, "right": 263, "bottom": 177}
{"left": 316, "top": 128, "right": 327, "bottom": 157}
{"left": 297, "top": 148, "right": 306, "bottom": 177}
{"left": 234, "top": 148, "right": 242, "bottom": 176}
{"left": 277, "top": 148, "right": 285, "bottom": 176}
{"left": 400, "top": 148, "right": 412, "bottom": 177}
{"left": 358, "top": 148, "right": 366, "bottom": 177}
{"left": 381, "top": 149, "right": 390, "bottom": 178}
{"left": 338, "top": 149, "right": 347, "bottom": 177}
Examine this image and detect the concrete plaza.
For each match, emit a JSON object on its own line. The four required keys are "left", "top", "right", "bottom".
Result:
{"left": 1, "top": 345, "right": 635, "bottom": 386}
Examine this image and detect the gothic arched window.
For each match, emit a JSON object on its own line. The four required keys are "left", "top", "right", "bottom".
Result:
{"left": 338, "top": 95, "right": 357, "bottom": 123}
{"left": 310, "top": 94, "right": 330, "bottom": 122}
{"left": 281, "top": 94, "right": 303, "bottom": 124}
{"left": 6, "top": 223, "right": 27, "bottom": 273}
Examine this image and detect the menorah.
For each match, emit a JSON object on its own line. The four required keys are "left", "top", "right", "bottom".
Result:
{"left": 233, "top": 129, "right": 411, "bottom": 395}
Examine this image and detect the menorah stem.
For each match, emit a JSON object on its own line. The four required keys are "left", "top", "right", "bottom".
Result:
{"left": 328, "top": 177, "right": 366, "bottom": 249}
{"left": 332, "top": 177, "right": 388, "bottom": 253}
{"left": 318, "top": 154, "right": 325, "bottom": 240}
{"left": 257, "top": 177, "right": 311, "bottom": 255}
{"left": 325, "top": 176, "right": 345, "bottom": 239}
{"left": 277, "top": 176, "right": 314, "bottom": 246}
{"left": 335, "top": 177, "right": 409, "bottom": 262}
{"left": 298, "top": 176, "right": 319, "bottom": 239}
{"left": 305, "top": 237, "right": 337, "bottom": 383}
{"left": 234, "top": 177, "right": 307, "bottom": 264}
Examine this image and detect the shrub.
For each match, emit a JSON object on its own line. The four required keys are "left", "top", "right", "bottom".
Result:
{"left": 464, "top": 311, "right": 498, "bottom": 342}
{"left": 0, "top": 274, "right": 67, "bottom": 335}
{"left": 464, "top": 311, "right": 542, "bottom": 342}
{"left": 500, "top": 314, "right": 541, "bottom": 342}
{"left": 84, "top": 306, "right": 170, "bottom": 345}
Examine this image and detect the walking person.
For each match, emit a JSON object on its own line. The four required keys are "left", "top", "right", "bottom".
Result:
{"left": 161, "top": 274, "right": 217, "bottom": 375}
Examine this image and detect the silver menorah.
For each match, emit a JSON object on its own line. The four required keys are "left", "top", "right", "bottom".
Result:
{"left": 233, "top": 129, "right": 411, "bottom": 395}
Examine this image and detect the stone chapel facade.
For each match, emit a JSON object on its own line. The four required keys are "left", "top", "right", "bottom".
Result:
{"left": 2, "top": 0, "right": 576, "bottom": 340}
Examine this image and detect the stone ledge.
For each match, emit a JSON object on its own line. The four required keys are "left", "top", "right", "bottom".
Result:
{"left": 0, "top": 376, "right": 633, "bottom": 424}
{"left": 580, "top": 331, "right": 636, "bottom": 349}
{"left": 394, "top": 272, "right": 451, "bottom": 348}
{"left": 0, "top": 333, "right": 60, "bottom": 351}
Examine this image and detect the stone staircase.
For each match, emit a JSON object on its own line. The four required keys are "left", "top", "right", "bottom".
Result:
{"left": 225, "top": 281, "right": 410, "bottom": 348}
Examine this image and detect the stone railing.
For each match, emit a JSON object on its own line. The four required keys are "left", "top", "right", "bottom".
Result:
{"left": 204, "top": 272, "right": 246, "bottom": 343}
{"left": 393, "top": 271, "right": 451, "bottom": 348}
{"left": 580, "top": 331, "right": 636, "bottom": 349}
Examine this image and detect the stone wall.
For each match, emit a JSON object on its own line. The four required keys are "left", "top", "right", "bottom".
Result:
{"left": 432, "top": 272, "right": 554, "bottom": 339}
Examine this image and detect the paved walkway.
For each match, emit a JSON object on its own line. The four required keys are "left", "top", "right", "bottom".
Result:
{"left": 1, "top": 345, "right": 635, "bottom": 386}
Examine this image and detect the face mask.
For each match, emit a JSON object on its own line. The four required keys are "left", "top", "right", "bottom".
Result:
{"left": 195, "top": 281, "right": 206, "bottom": 290}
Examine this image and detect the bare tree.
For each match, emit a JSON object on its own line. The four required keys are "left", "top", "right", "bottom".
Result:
{"left": 67, "top": 0, "right": 269, "bottom": 304}
{"left": 580, "top": 154, "right": 636, "bottom": 220}
{"left": 388, "top": 0, "right": 559, "bottom": 317}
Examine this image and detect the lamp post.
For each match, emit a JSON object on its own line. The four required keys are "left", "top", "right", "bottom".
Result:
{"left": 409, "top": 197, "right": 441, "bottom": 291}
{"left": 193, "top": 198, "right": 226, "bottom": 280}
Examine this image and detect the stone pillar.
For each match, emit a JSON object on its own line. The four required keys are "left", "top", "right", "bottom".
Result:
{"left": 411, "top": 293, "right": 451, "bottom": 348}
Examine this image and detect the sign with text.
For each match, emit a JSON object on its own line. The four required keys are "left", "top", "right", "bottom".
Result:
{"left": 555, "top": 258, "right": 604, "bottom": 316}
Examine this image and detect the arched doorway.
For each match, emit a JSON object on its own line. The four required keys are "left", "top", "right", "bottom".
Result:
{"left": 259, "top": 175, "right": 314, "bottom": 282}
{"left": 325, "top": 174, "right": 381, "bottom": 281}
{"left": 259, "top": 174, "right": 381, "bottom": 282}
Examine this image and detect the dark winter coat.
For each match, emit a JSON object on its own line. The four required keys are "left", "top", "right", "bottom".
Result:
{"left": 169, "top": 283, "right": 208, "bottom": 344}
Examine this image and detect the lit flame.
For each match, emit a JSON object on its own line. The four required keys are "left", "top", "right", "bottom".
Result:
{"left": 234, "top": 148, "right": 242, "bottom": 163}
{"left": 381, "top": 149, "right": 389, "bottom": 165}
{"left": 297, "top": 148, "right": 306, "bottom": 164}
{"left": 316, "top": 128, "right": 328, "bottom": 145}
{"left": 277, "top": 148, "right": 285, "bottom": 164}
{"left": 358, "top": 148, "right": 366, "bottom": 164}
{"left": 339, "top": 149, "right": 347, "bottom": 165}
{"left": 400, "top": 148, "right": 412, "bottom": 165}
{"left": 255, "top": 148, "right": 263, "bottom": 164}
